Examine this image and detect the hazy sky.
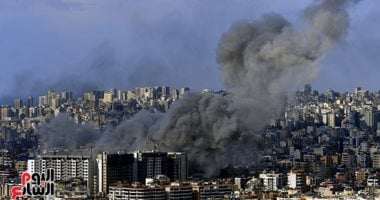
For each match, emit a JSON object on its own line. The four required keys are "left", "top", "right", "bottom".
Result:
{"left": 0, "top": 0, "right": 379, "bottom": 102}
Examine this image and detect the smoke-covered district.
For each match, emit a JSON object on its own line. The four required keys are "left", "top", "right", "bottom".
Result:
{"left": 39, "top": 0, "right": 359, "bottom": 176}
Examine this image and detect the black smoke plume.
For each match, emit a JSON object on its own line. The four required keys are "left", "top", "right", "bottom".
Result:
{"left": 39, "top": 0, "right": 358, "bottom": 176}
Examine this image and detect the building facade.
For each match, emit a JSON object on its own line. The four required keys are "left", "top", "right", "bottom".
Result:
{"left": 28, "top": 155, "right": 89, "bottom": 181}
{"left": 96, "top": 152, "right": 134, "bottom": 194}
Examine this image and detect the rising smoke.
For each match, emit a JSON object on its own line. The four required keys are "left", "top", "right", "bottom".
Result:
{"left": 40, "top": 0, "right": 358, "bottom": 176}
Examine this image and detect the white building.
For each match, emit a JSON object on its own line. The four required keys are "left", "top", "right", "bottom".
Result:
{"left": 287, "top": 170, "right": 306, "bottom": 191}
{"left": 367, "top": 176, "right": 380, "bottom": 187}
{"left": 259, "top": 171, "right": 284, "bottom": 191}
{"left": 108, "top": 184, "right": 165, "bottom": 200}
{"left": 27, "top": 155, "right": 90, "bottom": 181}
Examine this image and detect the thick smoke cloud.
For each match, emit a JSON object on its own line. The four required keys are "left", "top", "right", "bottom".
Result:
{"left": 40, "top": 114, "right": 102, "bottom": 149}
{"left": 217, "top": 0, "right": 355, "bottom": 131}
{"left": 40, "top": 0, "right": 358, "bottom": 176}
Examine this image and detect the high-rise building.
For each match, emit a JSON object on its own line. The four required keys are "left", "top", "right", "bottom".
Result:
{"left": 117, "top": 90, "right": 128, "bottom": 101}
{"left": 84, "top": 92, "right": 95, "bottom": 102}
{"left": 61, "top": 91, "right": 73, "bottom": 102}
{"left": 27, "top": 159, "right": 37, "bottom": 174}
{"left": 287, "top": 169, "right": 306, "bottom": 191}
{"left": 357, "top": 152, "right": 371, "bottom": 168}
{"left": 135, "top": 87, "right": 146, "bottom": 99}
{"left": 126, "top": 91, "right": 135, "bottom": 100}
{"left": 145, "top": 88, "right": 154, "bottom": 99}
{"left": 171, "top": 89, "right": 179, "bottom": 100}
{"left": 28, "top": 107, "right": 36, "bottom": 118}
{"left": 154, "top": 86, "right": 170, "bottom": 99}
{"left": 0, "top": 106, "right": 10, "bottom": 120}
{"left": 28, "top": 155, "right": 92, "bottom": 197}
{"left": 364, "top": 108, "right": 379, "bottom": 130}
{"left": 38, "top": 96, "right": 48, "bottom": 106}
{"left": 321, "top": 155, "right": 340, "bottom": 167}
{"left": 96, "top": 152, "right": 135, "bottom": 194}
{"left": 28, "top": 155, "right": 90, "bottom": 181}
{"left": 259, "top": 171, "right": 284, "bottom": 191}
{"left": 50, "top": 98, "right": 59, "bottom": 109}
{"left": 134, "top": 151, "right": 169, "bottom": 183}
{"left": 167, "top": 152, "right": 188, "bottom": 182}
{"left": 28, "top": 96, "right": 34, "bottom": 107}
{"left": 372, "top": 152, "right": 380, "bottom": 169}
{"left": 47, "top": 91, "right": 60, "bottom": 107}
{"left": 14, "top": 98, "right": 22, "bottom": 109}
{"left": 95, "top": 151, "right": 187, "bottom": 194}
{"left": 103, "top": 92, "right": 114, "bottom": 104}
{"left": 328, "top": 113, "right": 336, "bottom": 128}
{"left": 341, "top": 149, "right": 356, "bottom": 168}
{"left": 0, "top": 126, "right": 17, "bottom": 142}
{"left": 134, "top": 151, "right": 188, "bottom": 183}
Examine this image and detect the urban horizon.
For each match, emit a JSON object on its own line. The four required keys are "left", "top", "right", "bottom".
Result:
{"left": 1, "top": 0, "right": 380, "bottom": 199}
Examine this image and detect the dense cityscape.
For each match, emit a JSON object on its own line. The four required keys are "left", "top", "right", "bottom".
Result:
{"left": 0, "top": 0, "right": 377, "bottom": 199}
{"left": 0, "top": 85, "right": 380, "bottom": 199}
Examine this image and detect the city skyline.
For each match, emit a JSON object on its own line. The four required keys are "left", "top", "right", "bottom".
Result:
{"left": 0, "top": 0, "right": 379, "bottom": 102}
{"left": 2, "top": 84, "right": 380, "bottom": 106}
{"left": 2, "top": 77, "right": 380, "bottom": 198}
{"left": 2, "top": 0, "right": 380, "bottom": 199}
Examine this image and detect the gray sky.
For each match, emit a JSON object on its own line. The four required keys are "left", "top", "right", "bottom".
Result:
{"left": 0, "top": 0, "right": 378, "bottom": 102}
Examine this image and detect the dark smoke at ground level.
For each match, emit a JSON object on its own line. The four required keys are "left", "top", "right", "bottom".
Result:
{"left": 40, "top": 93, "right": 261, "bottom": 176}
{"left": 39, "top": 0, "right": 359, "bottom": 176}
